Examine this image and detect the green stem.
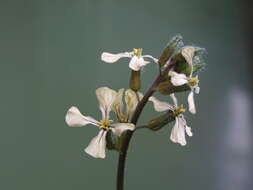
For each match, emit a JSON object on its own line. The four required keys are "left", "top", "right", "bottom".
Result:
{"left": 116, "top": 61, "right": 175, "bottom": 190}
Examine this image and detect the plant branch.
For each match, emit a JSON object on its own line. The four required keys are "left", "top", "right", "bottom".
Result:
{"left": 116, "top": 60, "right": 175, "bottom": 190}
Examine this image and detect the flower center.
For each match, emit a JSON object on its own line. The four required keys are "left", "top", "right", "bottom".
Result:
{"left": 188, "top": 77, "right": 199, "bottom": 87}
{"left": 174, "top": 105, "right": 186, "bottom": 117}
{"left": 133, "top": 48, "right": 142, "bottom": 56}
{"left": 99, "top": 120, "right": 113, "bottom": 130}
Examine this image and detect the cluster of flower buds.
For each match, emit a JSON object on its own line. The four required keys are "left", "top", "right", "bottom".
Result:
{"left": 65, "top": 35, "right": 206, "bottom": 158}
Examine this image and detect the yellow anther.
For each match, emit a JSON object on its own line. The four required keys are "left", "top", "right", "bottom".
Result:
{"left": 188, "top": 77, "right": 199, "bottom": 87}
{"left": 133, "top": 48, "right": 143, "bottom": 56}
{"left": 99, "top": 120, "right": 113, "bottom": 130}
{"left": 174, "top": 105, "right": 186, "bottom": 116}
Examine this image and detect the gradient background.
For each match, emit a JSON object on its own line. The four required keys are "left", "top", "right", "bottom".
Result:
{"left": 1, "top": 0, "right": 253, "bottom": 190}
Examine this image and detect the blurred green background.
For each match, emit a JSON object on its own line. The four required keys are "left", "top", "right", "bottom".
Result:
{"left": 1, "top": 0, "right": 252, "bottom": 190}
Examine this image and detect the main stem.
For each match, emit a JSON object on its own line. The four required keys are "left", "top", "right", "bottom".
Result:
{"left": 116, "top": 61, "right": 174, "bottom": 190}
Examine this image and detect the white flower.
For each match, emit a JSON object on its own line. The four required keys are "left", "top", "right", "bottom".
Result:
{"left": 65, "top": 87, "right": 135, "bottom": 159}
{"left": 124, "top": 89, "right": 143, "bottom": 120}
{"left": 168, "top": 46, "right": 200, "bottom": 114}
{"left": 112, "top": 88, "right": 143, "bottom": 122}
{"left": 149, "top": 94, "right": 193, "bottom": 146}
{"left": 101, "top": 48, "right": 158, "bottom": 71}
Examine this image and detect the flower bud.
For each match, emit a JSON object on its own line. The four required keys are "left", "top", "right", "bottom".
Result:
{"left": 173, "top": 46, "right": 206, "bottom": 76}
{"left": 146, "top": 112, "right": 174, "bottom": 131}
{"left": 158, "top": 80, "right": 190, "bottom": 95}
{"left": 192, "top": 55, "right": 206, "bottom": 75}
{"left": 172, "top": 53, "right": 192, "bottom": 76}
{"left": 158, "top": 35, "right": 184, "bottom": 66}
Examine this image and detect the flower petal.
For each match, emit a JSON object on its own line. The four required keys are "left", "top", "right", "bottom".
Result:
{"left": 65, "top": 106, "right": 99, "bottom": 127}
{"left": 96, "top": 87, "right": 117, "bottom": 120}
{"left": 170, "top": 94, "right": 178, "bottom": 108}
{"left": 129, "top": 56, "right": 149, "bottom": 71}
{"left": 110, "top": 123, "right": 135, "bottom": 136}
{"left": 142, "top": 55, "right": 158, "bottom": 63}
{"left": 112, "top": 88, "right": 125, "bottom": 117}
{"left": 185, "top": 126, "right": 193, "bottom": 137}
{"left": 181, "top": 46, "right": 196, "bottom": 66}
{"left": 84, "top": 130, "right": 107, "bottom": 159}
{"left": 149, "top": 96, "right": 173, "bottom": 112}
{"left": 194, "top": 86, "right": 200, "bottom": 94}
{"left": 188, "top": 91, "right": 196, "bottom": 114}
{"left": 169, "top": 71, "right": 188, "bottom": 86}
{"left": 170, "top": 117, "right": 187, "bottom": 146}
{"left": 101, "top": 52, "right": 131, "bottom": 63}
{"left": 125, "top": 89, "right": 143, "bottom": 119}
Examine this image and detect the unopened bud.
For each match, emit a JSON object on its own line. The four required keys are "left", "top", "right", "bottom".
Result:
{"left": 158, "top": 35, "right": 184, "bottom": 66}
{"left": 147, "top": 112, "right": 174, "bottom": 131}
{"left": 158, "top": 80, "right": 190, "bottom": 95}
{"left": 172, "top": 53, "right": 192, "bottom": 76}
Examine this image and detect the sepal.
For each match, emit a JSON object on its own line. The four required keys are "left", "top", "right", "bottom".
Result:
{"left": 147, "top": 111, "right": 175, "bottom": 131}
{"left": 192, "top": 54, "right": 206, "bottom": 74}
{"left": 158, "top": 35, "right": 184, "bottom": 66}
{"left": 106, "top": 130, "right": 121, "bottom": 151}
{"left": 158, "top": 80, "right": 190, "bottom": 95}
{"left": 173, "top": 53, "right": 192, "bottom": 76}
{"left": 130, "top": 70, "right": 141, "bottom": 91}
{"left": 172, "top": 46, "right": 206, "bottom": 76}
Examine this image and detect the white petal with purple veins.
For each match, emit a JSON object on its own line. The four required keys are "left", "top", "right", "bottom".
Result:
{"left": 110, "top": 123, "right": 135, "bottom": 136}
{"left": 170, "top": 117, "right": 187, "bottom": 146}
{"left": 188, "top": 91, "right": 196, "bottom": 114}
{"left": 149, "top": 96, "right": 173, "bottom": 112}
{"left": 65, "top": 107, "right": 99, "bottom": 127}
{"left": 96, "top": 87, "right": 117, "bottom": 120}
{"left": 129, "top": 56, "right": 149, "bottom": 71}
{"left": 169, "top": 71, "right": 188, "bottom": 86}
{"left": 85, "top": 130, "right": 107, "bottom": 159}
{"left": 101, "top": 52, "right": 131, "bottom": 63}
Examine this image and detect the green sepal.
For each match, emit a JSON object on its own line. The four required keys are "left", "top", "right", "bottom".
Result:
{"left": 147, "top": 111, "right": 175, "bottom": 131}
{"left": 192, "top": 55, "right": 206, "bottom": 74}
{"left": 173, "top": 55, "right": 192, "bottom": 76}
{"left": 106, "top": 130, "right": 129, "bottom": 152}
{"left": 158, "top": 35, "right": 184, "bottom": 66}
{"left": 130, "top": 70, "right": 141, "bottom": 91}
{"left": 106, "top": 130, "right": 121, "bottom": 151}
{"left": 172, "top": 46, "right": 206, "bottom": 76}
{"left": 158, "top": 79, "right": 190, "bottom": 95}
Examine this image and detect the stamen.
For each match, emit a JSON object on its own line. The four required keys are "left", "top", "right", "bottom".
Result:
{"left": 133, "top": 48, "right": 143, "bottom": 56}
{"left": 188, "top": 77, "right": 199, "bottom": 86}
{"left": 99, "top": 120, "right": 113, "bottom": 130}
{"left": 173, "top": 105, "right": 186, "bottom": 117}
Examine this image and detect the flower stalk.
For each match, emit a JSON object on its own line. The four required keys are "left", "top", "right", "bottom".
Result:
{"left": 116, "top": 60, "right": 175, "bottom": 190}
